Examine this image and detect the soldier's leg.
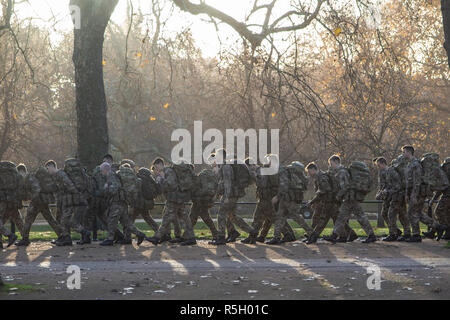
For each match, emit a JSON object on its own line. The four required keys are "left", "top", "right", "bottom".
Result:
{"left": 119, "top": 206, "right": 145, "bottom": 238}
{"left": 398, "top": 199, "right": 411, "bottom": 237}
{"left": 155, "top": 202, "right": 178, "bottom": 239}
{"left": 272, "top": 200, "right": 288, "bottom": 240}
{"left": 381, "top": 199, "right": 390, "bottom": 227}
{"left": 8, "top": 209, "right": 24, "bottom": 237}
{"left": 434, "top": 193, "right": 450, "bottom": 226}
{"left": 351, "top": 201, "right": 375, "bottom": 236}
{"left": 172, "top": 215, "right": 182, "bottom": 238}
{"left": 408, "top": 195, "right": 426, "bottom": 236}
{"left": 124, "top": 207, "right": 140, "bottom": 241}
{"left": 56, "top": 200, "right": 63, "bottom": 224}
{"left": 258, "top": 218, "right": 272, "bottom": 239}
{"left": 140, "top": 209, "right": 159, "bottom": 233}
{"left": 69, "top": 205, "right": 89, "bottom": 235}
{"left": 176, "top": 204, "right": 195, "bottom": 240}
{"left": 60, "top": 205, "right": 75, "bottom": 237}
{"left": 286, "top": 201, "right": 312, "bottom": 235}
{"left": 106, "top": 204, "right": 123, "bottom": 241}
{"left": 217, "top": 198, "right": 236, "bottom": 239}
{"left": 199, "top": 206, "right": 219, "bottom": 238}
{"left": 251, "top": 201, "right": 267, "bottom": 233}
{"left": 40, "top": 204, "right": 63, "bottom": 237}
{"left": 311, "top": 202, "right": 331, "bottom": 237}
{"left": 333, "top": 201, "right": 352, "bottom": 238}
{"left": 189, "top": 202, "right": 201, "bottom": 228}
{"left": 0, "top": 203, "right": 13, "bottom": 237}
{"left": 21, "top": 203, "right": 40, "bottom": 239}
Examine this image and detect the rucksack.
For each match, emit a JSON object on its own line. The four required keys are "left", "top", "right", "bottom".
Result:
{"left": 286, "top": 162, "right": 308, "bottom": 191}
{"left": 231, "top": 161, "right": 252, "bottom": 190}
{"left": 137, "top": 167, "right": 161, "bottom": 200}
{"left": 421, "top": 153, "right": 448, "bottom": 190}
{"left": 391, "top": 155, "right": 409, "bottom": 188}
{"left": 117, "top": 165, "right": 140, "bottom": 198}
{"left": 348, "top": 161, "right": 372, "bottom": 195}
{"left": 0, "top": 161, "right": 20, "bottom": 191}
{"left": 194, "top": 169, "right": 218, "bottom": 199}
{"left": 326, "top": 169, "right": 340, "bottom": 195}
{"left": 171, "top": 163, "right": 195, "bottom": 192}
{"left": 64, "top": 158, "right": 89, "bottom": 192}
{"left": 34, "top": 167, "right": 57, "bottom": 194}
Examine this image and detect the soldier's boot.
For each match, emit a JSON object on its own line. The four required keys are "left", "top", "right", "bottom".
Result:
{"left": 282, "top": 233, "right": 296, "bottom": 243}
{"left": 397, "top": 234, "right": 411, "bottom": 242}
{"left": 169, "top": 237, "right": 184, "bottom": 244}
{"left": 209, "top": 236, "right": 226, "bottom": 246}
{"left": 347, "top": 232, "right": 359, "bottom": 242}
{"left": 56, "top": 235, "right": 73, "bottom": 247}
{"left": 226, "top": 230, "right": 240, "bottom": 243}
{"left": 422, "top": 229, "right": 436, "bottom": 239}
{"left": 99, "top": 239, "right": 114, "bottom": 246}
{"left": 306, "top": 234, "right": 319, "bottom": 245}
{"left": 51, "top": 235, "right": 64, "bottom": 245}
{"left": 15, "top": 237, "right": 31, "bottom": 247}
{"left": 136, "top": 232, "right": 146, "bottom": 246}
{"left": 382, "top": 234, "right": 398, "bottom": 242}
{"left": 117, "top": 239, "right": 132, "bottom": 245}
{"left": 146, "top": 236, "right": 160, "bottom": 246}
{"left": 113, "top": 230, "right": 125, "bottom": 244}
{"left": 266, "top": 237, "right": 283, "bottom": 245}
{"left": 255, "top": 236, "right": 266, "bottom": 243}
{"left": 159, "top": 234, "right": 172, "bottom": 243}
{"left": 435, "top": 225, "right": 447, "bottom": 242}
{"left": 0, "top": 240, "right": 3, "bottom": 249}
{"left": 77, "top": 231, "right": 91, "bottom": 245}
{"left": 241, "top": 231, "right": 257, "bottom": 244}
{"left": 323, "top": 234, "right": 337, "bottom": 244}
{"left": 362, "top": 234, "right": 377, "bottom": 244}
{"left": 405, "top": 234, "right": 422, "bottom": 243}
{"left": 181, "top": 238, "right": 197, "bottom": 246}
{"left": 7, "top": 234, "right": 17, "bottom": 248}
{"left": 396, "top": 228, "right": 403, "bottom": 237}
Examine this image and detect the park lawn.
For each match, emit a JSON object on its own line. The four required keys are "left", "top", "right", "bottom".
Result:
{"left": 3, "top": 221, "right": 432, "bottom": 242}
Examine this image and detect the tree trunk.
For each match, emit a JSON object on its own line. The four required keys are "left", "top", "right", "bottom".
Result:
{"left": 442, "top": 0, "right": 450, "bottom": 68}
{"left": 70, "top": 0, "right": 118, "bottom": 170}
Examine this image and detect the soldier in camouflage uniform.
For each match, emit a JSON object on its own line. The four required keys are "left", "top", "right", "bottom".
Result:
{"left": 425, "top": 157, "right": 450, "bottom": 240}
{"left": 374, "top": 158, "right": 390, "bottom": 227}
{"left": 2, "top": 164, "right": 26, "bottom": 241}
{"left": 0, "top": 161, "right": 20, "bottom": 248}
{"left": 244, "top": 157, "right": 295, "bottom": 244}
{"left": 402, "top": 146, "right": 446, "bottom": 242}
{"left": 99, "top": 162, "right": 146, "bottom": 246}
{"left": 267, "top": 162, "right": 313, "bottom": 245}
{"left": 375, "top": 157, "right": 411, "bottom": 241}
{"left": 306, "top": 162, "right": 357, "bottom": 244}
{"left": 46, "top": 160, "right": 91, "bottom": 246}
{"left": 208, "top": 150, "right": 257, "bottom": 246}
{"left": 15, "top": 165, "right": 64, "bottom": 246}
{"left": 147, "top": 158, "right": 196, "bottom": 246}
{"left": 325, "top": 155, "right": 377, "bottom": 243}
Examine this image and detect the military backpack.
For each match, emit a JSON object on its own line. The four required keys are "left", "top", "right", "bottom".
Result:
{"left": 193, "top": 169, "right": 218, "bottom": 200}
{"left": 137, "top": 167, "right": 161, "bottom": 200}
{"left": 34, "top": 167, "right": 57, "bottom": 194}
{"left": 64, "top": 158, "right": 89, "bottom": 192}
{"left": 0, "top": 161, "right": 20, "bottom": 191}
{"left": 231, "top": 161, "right": 252, "bottom": 190}
{"left": 421, "top": 153, "right": 448, "bottom": 191}
{"left": 391, "top": 155, "right": 409, "bottom": 188}
{"left": 286, "top": 162, "right": 308, "bottom": 191}
{"left": 117, "top": 165, "right": 140, "bottom": 202}
{"left": 172, "top": 163, "right": 196, "bottom": 192}
{"left": 348, "top": 161, "right": 372, "bottom": 195}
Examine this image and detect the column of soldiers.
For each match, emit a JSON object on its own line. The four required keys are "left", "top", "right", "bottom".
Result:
{"left": 0, "top": 145, "right": 449, "bottom": 248}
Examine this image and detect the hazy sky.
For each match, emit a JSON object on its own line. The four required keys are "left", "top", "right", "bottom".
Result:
{"left": 12, "top": 0, "right": 377, "bottom": 57}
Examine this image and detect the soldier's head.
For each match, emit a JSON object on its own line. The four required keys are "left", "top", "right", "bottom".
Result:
{"left": 16, "top": 163, "right": 27, "bottom": 177}
{"left": 100, "top": 162, "right": 111, "bottom": 176}
{"left": 401, "top": 145, "right": 414, "bottom": 159}
{"left": 328, "top": 155, "right": 341, "bottom": 169}
{"left": 45, "top": 160, "right": 57, "bottom": 175}
{"left": 151, "top": 158, "right": 165, "bottom": 174}
{"left": 103, "top": 154, "right": 114, "bottom": 164}
{"left": 121, "top": 159, "right": 136, "bottom": 170}
{"left": 213, "top": 148, "right": 227, "bottom": 165}
{"left": 244, "top": 157, "right": 257, "bottom": 170}
{"left": 306, "top": 162, "right": 318, "bottom": 177}
{"left": 375, "top": 157, "right": 388, "bottom": 170}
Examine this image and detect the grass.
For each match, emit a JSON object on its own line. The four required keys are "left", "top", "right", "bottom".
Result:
{"left": 1, "top": 220, "right": 432, "bottom": 242}
{"left": 0, "top": 283, "right": 39, "bottom": 294}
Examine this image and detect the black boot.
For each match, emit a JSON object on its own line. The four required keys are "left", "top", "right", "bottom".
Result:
{"left": 113, "top": 230, "right": 125, "bottom": 243}
{"left": 226, "top": 230, "right": 240, "bottom": 243}
{"left": 436, "top": 225, "right": 447, "bottom": 241}
{"left": 422, "top": 229, "right": 436, "bottom": 239}
{"left": 56, "top": 235, "right": 73, "bottom": 246}
{"left": 146, "top": 236, "right": 160, "bottom": 246}
{"left": 347, "top": 232, "right": 359, "bottom": 242}
{"left": 117, "top": 239, "right": 132, "bottom": 245}
{"left": 100, "top": 239, "right": 114, "bottom": 246}
{"left": 362, "top": 234, "right": 377, "bottom": 243}
{"left": 77, "top": 231, "right": 91, "bottom": 245}
{"left": 405, "top": 234, "right": 422, "bottom": 243}
{"left": 241, "top": 232, "right": 257, "bottom": 244}
{"left": 266, "top": 237, "right": 283, "bottom": 245}
{"left": 255, "top": 236, "right": 266, "bottom": 243}
{"left": 397, "top": 234, "right": 411, "bottom": 242}
{"left": 51, "top": 235, "right": 63, "bottom": 245}
{"left": 181, "top": 238, "right": 197, "bottom": 246}
{"left": 209, "top": 236, "right": 226, "bottom": 245}
{"left": 169, "top": 237, "right": 184, "bottom": 244}
{"left": 282, "top": 233, "right": 297, "bottom": 243}
{"left": 323, "top": 234, "right": 337, "bottom": 244}
{"left": 442, "top": 228, "right": 450, "bottom": 240}
{"left": 136, "top": 233, "right": 146, "bottom": 246}
{"left": 7, "top": 234, "right": 17, "bottom": 248}
{"left": 159, "top": 234, "right": 172, "bottom": 243}
{"left": 306, "top": 234, "right": 318, "bottom": 245}
{"left": 382, "top": 234, "right": 398, "bottom": 242}
{"left": 15, "top": 237, "right": 30, "bottom": 247}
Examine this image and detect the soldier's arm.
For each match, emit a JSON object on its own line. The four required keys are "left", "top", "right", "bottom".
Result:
{"left": 161, "top": 168, "right": 178, "bottom": 193}
{"left": 411, "top": 163, "right": 422, "bottom": 197}
{"left": 222, "top": 164, "right": 233, "bottom": 198}
{"left": 277, "top": 169, "right": 290, "bottom": 197}
{"left": 28, "top": 175, "right": 41, "bottom": 199}
{"left": 60, "top": 171, "right": 79, "bottom": 194}
{"left": 335, "top": 170, "right": 349, "bottom": 200}
{"left": 105, "top": 173, "right": 120, "bottom": 195}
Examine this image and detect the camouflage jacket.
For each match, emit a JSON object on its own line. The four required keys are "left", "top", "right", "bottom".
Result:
{"left": 158, "top": 167, "right": 190, "bottom": 204}
{"left": 25, "top": 173, "right": 55, "bottom": 205}
{"left": 335, "top": 165, "right": 351, "bottom": 201}
{"left": 377, "top": 168, "right": 387, "bottom": 192}
{"left": 309, "top": 170, "right": 333, "bottom": 205}
{"left": 104, "top": 171, "right": 127, "bottom": 204}
{"left": 277, "top": 166, "right": 303, "bottom": 203}
{"left": 430, "top": 168, "right": 450, "bottom": 201}
{"left": 91, "top": 166, "right": 107, "bottom": 198}
{"left": 52, "top": 170, "right": 86, "bottom": 207}
{"left": 217, "top": 163, "right": 244, "bottom": 199}
{"left": 384, "top": 166, "right": 403, "bottom": 198}
{"left": 405, "top": 157, "right": 423, "bottom": 197}
{"left": 254, "top": 166, "right": 278, "bottom": 200}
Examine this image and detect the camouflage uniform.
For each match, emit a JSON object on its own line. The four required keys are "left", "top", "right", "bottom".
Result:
{"left": 405, "top": 158, "right": 439, "bottom": 236}
{"left": 190, "top": 200, "right": 218, "bottom": 239}
{"left": 104, "top": 171, "right": 145, "bottom": 241}
{"left": 377, "top": 167, "right": 389, "bottom": 226}
{"left": 21, "top": 174, "right": 63, "bottom": 239}
{"left": 333, "top": 165, "right": 375, "bottom": 238}
{"left": 383, "top": 166, "right": 411, "bottom": 237}
{"left": 52, "top": 170, "right": 89, "bottom": 238}
{"left": 84, "top": 166, "right": 109, "bottom": 233}
{"left": 272, "top": 166, "right": 312, "bottom": 239}
{"left": 125, "top": 198, "right": 159, "bottom": 240}
{"left": 216, "top": 163, "right": 255, "bottom": 239}
{"left": 430, "top": 166, "right": 450, "bottom": 226}
{"left": 154, "top": 167, "right": 195, "bottom": 240}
